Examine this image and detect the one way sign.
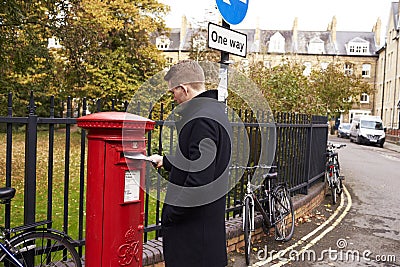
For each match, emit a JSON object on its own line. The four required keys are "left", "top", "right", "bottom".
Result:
{"left": 208, "top": 22, "right": 247, "bottom": 57}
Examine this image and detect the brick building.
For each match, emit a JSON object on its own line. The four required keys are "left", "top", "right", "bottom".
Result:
{"left": 376, "top": 1, "right": 400, "bottom": 129}
{"left": 155, "top": 13, "right": 384, "bottom": 124}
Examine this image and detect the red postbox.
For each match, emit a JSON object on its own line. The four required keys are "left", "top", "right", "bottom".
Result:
{"left": 77, "top": 111, "right": 155, "bottom": 267}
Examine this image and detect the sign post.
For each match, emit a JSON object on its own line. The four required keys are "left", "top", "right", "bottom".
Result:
{"left": 213, "top": 0, "right": 249, "bottom": 102}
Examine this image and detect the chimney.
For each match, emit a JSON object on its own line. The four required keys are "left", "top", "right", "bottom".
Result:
{"left": 398, "top": 0, "right": 400, "bottom": 22}
{"left": 292, "top": 17, "right": 298, "bottom": 52}
{"left": 330, "top": 16, "right": 337, "bottom": 43}
{"left": 252, "top": 17, "right": 261, "bottom": 53}
{"left": 180, "top": 15, "right": 188, "bottom": 50}
{"left": 255, "top": 17, "right": 260, "bottom": 42}
{"left": 372, "top": 17, "right": 382, "bottom": 47}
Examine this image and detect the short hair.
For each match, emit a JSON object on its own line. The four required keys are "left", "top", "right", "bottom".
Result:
{"left": 164, "top": 60, "right": 205, "bottom": 90}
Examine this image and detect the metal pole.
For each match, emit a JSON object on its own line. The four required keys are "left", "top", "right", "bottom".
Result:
{"left": 218, "top": 20, "right": 230, "bottom": 104}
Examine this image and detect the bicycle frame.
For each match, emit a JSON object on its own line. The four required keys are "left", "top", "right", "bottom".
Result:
{"left": 242, "top": 177, "right": 276, "bottom": 232}
{"left": 237, "top": 165, "right": 294, "bottom": 265}
{"left": 0, "top": 242, "right": 23, "bottom": 267}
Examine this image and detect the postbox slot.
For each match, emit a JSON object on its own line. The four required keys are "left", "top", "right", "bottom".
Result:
{"left": 118, "top": 151, "right": 144, "bottom": 165}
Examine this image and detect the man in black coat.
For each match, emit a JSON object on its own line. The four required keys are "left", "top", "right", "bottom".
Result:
{"left": 149, "top": 60, "right": 232, "bottom": 267}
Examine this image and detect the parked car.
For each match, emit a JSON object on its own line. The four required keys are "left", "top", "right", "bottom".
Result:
{"left": 349, "top": 115, "right": 385, "bottom": 147}
{"left": 337, "top": 123, "right": 351, "bottom": 138}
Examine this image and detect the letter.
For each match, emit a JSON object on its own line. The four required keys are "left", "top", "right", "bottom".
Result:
{"left": 230, "top": 39, "right": 236, "bottom": 48}
{"left": 277, "top": 250, "right": 289, "bottom": 262}
{"left": 363, "top": 250, "right": 372, "bottom": 261}
{"left": 288, "top": 250, "right": 300, "bottom": 261}
{"left": 211, "top": 31, "right": 218, "bottom": 42}
{"left": 236, "top": 41, "right": 240, "bottom": 50}
{"left": 302, "top": 250, "right": 316, "bottom": 262}
{"left": 223, "top": 37, "right": 227, "bottom": 45}
{"left": 345, "top": 250, "right": 360, "bottom": 262}
{"left": 269, "top": 249, "right": 278, "bottom": 259}
{"left": 328, "top": 248, "right": 338, "bottom": 261}
{"left": 257, "top": 245, "right": 268, "bottom": 261}
{"left": 318, "top": 249, "right": 329, "bottom": 261}
{"left": 239, "top": 43, "right": 244, "bottom": 52}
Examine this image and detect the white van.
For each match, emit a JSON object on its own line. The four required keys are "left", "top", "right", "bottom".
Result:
{"left": 349, "top": 115, "right": 385, "bottom": 147}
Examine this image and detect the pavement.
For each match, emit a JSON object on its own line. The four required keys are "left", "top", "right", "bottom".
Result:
{"left": 227, "top": 138, "right": 400, "bottom": 267}
{"left": 385, "top": 140, "right": 400, "bottom": 153}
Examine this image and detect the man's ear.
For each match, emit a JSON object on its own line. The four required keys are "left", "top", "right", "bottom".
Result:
{"left": 180, "top": 84, "right": 189, "bottom": 95}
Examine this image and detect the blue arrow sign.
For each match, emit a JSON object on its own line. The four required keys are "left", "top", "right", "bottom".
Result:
{"left": 216, "top": 0, "right": 249, "bottom": 25}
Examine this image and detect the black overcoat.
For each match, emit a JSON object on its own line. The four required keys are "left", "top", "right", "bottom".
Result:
{"left": 161, "top": 90, "right": 232, "bottom": 267}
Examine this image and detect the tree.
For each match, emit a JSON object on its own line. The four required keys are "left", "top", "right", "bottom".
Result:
{"left": 0, "top": 0, "right": 60, "bottom": 116}
{"left": 53, "top": 0, "right": 169, "bottom": 108}
{"left": 246, "top": 59, "right": 316, "bottom": 114}
{"left": 245, "top": 59, "right": 373, "bottom": 117}
{"left": 0, "top": 0, "right": 170, "bottom": 116}
{"left": 310, "top": 62, "right": 373, "bottom": 118}
{"left": 187, "top": 8, "right": 220, "bottom": 62}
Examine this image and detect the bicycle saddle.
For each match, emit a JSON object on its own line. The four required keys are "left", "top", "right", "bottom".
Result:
{"left": 0, "top": 187, "right": 16, "bottom": 202}
{"left": 263, "top": 172, "right": 278, "bottom": 179}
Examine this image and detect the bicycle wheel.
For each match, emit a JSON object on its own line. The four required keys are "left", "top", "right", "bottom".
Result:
{"left": 0, "top": 231, "right": 82, "bottom": 267}
{"left": 331, "top": 177, "right": 337, "bottom": 205}
{"left": 336, "top": 172, "right": 343, "bottom": 195}
{"left": 243, "top": 197, "right": 252, "bottom": 266}
{"left": 273, "top": 185, "right": 295, "bottom": 241}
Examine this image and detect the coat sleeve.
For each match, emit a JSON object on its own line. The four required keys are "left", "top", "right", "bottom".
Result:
{"left": 163, "top": 155, "right": 173, "bottom": 172}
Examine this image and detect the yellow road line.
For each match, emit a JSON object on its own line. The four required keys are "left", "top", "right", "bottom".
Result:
{"left": 253, "top": 185, "right": 352, "bottom": 266}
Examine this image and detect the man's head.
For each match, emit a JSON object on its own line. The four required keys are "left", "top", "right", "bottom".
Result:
{"left": 164, "top": 60, "right": 206, "bottom": 104}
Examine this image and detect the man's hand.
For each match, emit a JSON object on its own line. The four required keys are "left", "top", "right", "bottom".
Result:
{"left": 147, "top": 154, "right": 163, "bottom": 168}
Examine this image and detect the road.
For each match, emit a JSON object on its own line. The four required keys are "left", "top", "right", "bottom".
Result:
{"left": 228, "top": 137, "right": 400, "bottom": 266}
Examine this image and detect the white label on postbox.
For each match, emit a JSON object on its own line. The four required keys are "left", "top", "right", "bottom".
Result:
{"left": 124, "top": 170, "right": 140, "bottom": 202}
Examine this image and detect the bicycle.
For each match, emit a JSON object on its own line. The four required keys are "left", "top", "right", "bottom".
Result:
{"left": 230, "top": 165, "right": 295, "bottom": 266}
{"left": 0, "top": 187, "right": 82, "bottom": 267}
{"left": 325, "top": 142, "right": 346, "bottom": 204}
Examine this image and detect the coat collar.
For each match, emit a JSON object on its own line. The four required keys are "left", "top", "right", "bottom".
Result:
{"left": 175, "top": 90, "right": 218, "bottom": 117}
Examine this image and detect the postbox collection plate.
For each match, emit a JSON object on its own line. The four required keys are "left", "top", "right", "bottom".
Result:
{"left": 124, "top": 170, "right": 140, "bottom": 202}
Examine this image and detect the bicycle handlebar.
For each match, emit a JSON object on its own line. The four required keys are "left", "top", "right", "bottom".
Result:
{"left": 327, "top": 142, "right": 346, "bottom": 149}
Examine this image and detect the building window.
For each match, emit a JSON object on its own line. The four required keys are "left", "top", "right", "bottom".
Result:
{"left": 166, "top": 57, "right": 173, "bottom": 66}
{"left": 156, "top": 35, "right": 171, "bottom": 50}
{"left": 263, "top": 60, "right": 271, "bottom": 68}
{"left": 307, "top": 37, "right": 325, "bottom": 54}
{"left": 360, "top": 93, "right": 369, "bottom": 103}
{"left": 344, "top": 63, "right": 353, "bottom": 75}
{"left": 347, "top": 37, "right": 369, "bottom": 55}
{"left": 303, "top": 62, "right": 312, "bottom": 76}
{"left": 362, "top": 64, "right": 371, "bottom": 77}
{"left": 321, "top": 62, "right": 329, "bottom": 70}
{"left": 268, "top": 32, "right": 285, "bottom": 53}
{"left": 48, "top": 37, "right": 62, "bottom": 49}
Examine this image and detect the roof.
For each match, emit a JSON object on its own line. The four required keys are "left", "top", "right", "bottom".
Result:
{"left": 154, "top": 26, "right": 379, "bottom": 57}
{"left": 392, "top": 2, "right": 399, "bottom": 30}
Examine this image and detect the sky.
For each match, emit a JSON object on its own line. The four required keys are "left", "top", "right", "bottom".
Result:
{"left": 159, "top": 0, "right": 395, "bottom": 37}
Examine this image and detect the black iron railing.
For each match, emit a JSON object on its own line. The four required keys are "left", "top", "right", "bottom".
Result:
{"left": 0, "top": 91, "right": 328, "bottom": 248}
